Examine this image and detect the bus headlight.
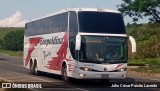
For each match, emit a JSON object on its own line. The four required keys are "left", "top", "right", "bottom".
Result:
{"left": 118, "top": 68, "right": 127, "bottom": 72}
{"left": 79, "top": 67, "right": 92, "bottom": 71}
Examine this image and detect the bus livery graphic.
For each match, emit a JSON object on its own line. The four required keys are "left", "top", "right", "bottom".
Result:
{"left": 25, "top": 37, "right": 41, "bottom": 66}
{"left": 46, "top": 33, "right": 69, "bottom": 70}
{"left": 115, "top": 64, "right": 124, "bottom": 69}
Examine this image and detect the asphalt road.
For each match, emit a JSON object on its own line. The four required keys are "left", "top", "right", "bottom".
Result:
{"left": 0, "top": 53, "right": 159, "bottom": 91}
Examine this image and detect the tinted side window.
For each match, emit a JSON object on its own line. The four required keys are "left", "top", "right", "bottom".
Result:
{"left": 25, "top": 12, "right": 68, "bottom": 36}
{"left": 59, "top": 13, "right": 68, "bottom": 32}
{"left": 69, "top": 11, "right": 78, "bottom": 60}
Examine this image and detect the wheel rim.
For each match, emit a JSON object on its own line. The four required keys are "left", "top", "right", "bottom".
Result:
{"left": 34, "top": 63, "right": 38, "bottom": 75}
{"left": 35, "top": 65, "right": 38, "bottom": 74}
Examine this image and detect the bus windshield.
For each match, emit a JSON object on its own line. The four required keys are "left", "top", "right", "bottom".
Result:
{"left": 79, "top": 36, "right": 128, "bottom": 64}
{"left": 78, "top": 11, "right": 126, "bottom": 34}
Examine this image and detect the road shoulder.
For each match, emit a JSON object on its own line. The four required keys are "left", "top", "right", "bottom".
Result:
{"left": 127, "top": 68, "right": 160, "bottom": 82}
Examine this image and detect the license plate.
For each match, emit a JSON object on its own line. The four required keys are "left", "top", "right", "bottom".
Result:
{"left": 101, "top": 74, "right": 109, "bottom": 78}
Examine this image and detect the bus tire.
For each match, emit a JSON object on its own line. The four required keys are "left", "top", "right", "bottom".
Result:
{"left": 30, "top": 60, "right": 34, "bottom": 75}
{"left": 33, "top": 61, "right": 40, "bottom": 76}
{"left": 62, "top": 65, "right": 70, "bottom": 82}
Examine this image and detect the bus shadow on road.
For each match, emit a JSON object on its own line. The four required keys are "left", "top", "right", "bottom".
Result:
{"left": 39, "top": 72, "right": 136, "bottom": 88}
{"left": 42, "top": 72, "right": 62, "bottom": 81}
{"left": 0, "top": 58, "right": 6, "bottom": 61}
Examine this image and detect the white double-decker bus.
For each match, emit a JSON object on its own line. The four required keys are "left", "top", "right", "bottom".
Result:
{"left": 24, "top": 8, "right": 136, "bottom": 82}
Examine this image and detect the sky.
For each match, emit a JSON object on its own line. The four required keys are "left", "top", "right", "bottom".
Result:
{"left": 0, "top": 0, "right": 149, "bottom": 27}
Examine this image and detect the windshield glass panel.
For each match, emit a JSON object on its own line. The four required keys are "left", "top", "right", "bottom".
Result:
{"left": 78, "top": 11, "right": 126, "bottom": 34}
{"left": 79, "top": 36, "right": 127, "bottom": 64}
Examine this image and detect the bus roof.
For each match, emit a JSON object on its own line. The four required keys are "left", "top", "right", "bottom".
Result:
{"left": 27, "top": 8, "right": 121, "bottom": 23}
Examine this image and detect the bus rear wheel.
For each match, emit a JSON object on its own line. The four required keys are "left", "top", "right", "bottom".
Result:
{"left": 33, "top": 62, "right": 40, "bottom": 76}
{"left": 30, "top": 61, "right": 34, "bottom": 75}
{"left": 62, "top": 65, "right": 70, "bottom": 82}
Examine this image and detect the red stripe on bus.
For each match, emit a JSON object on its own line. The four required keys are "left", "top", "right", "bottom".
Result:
{"left": 25, "top": 37, "right": 41, "bottom": 66}
{"left": 47, "top": 32, "right": 68, "bottom": 70}
{"left": 115, "top": 64, "right": 123, "bottom": 69}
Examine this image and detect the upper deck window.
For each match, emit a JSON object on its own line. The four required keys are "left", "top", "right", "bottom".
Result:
{"left": 25, "top": 12, "right": 68, "bottom": 36}
{"left": 78, "top": 11, "right": 126, "bottom": 34}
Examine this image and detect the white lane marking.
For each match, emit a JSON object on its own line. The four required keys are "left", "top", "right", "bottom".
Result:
{"left": 128, "top": 76, "right": 160, "bottom": 81}
{"left": 0, "top": 77, "right": 13, "bottom": 82}
{"left": 0, "top": 60, "right": 89, "bottom": 91}
{"left": 7, "top": 71, "right": 88, "bottom": 91}
{"left": 0, "top": 76, "right": 89, "bottom": 91}
{"left": 8, "top": 71, "right": 52, "bottom": 82}
{"left": 0, "top": 60, "right": 88, "bottom": 91}
{"left": 0, "top": 60, "right": 22, "bottom": 67}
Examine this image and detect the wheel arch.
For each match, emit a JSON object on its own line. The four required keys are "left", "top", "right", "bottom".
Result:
{"left": 62, "top": 61, "right": 67, "bottom": 69}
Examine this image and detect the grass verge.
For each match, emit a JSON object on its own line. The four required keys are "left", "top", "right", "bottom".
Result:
{"left": 0, "top": 49, "right": 23, "bottom": 57}
{"left": 128, "top": 58, "right": 160, "bottom": 66}
{"left": 130, "top": 67, "right": 160, "bottom": 73}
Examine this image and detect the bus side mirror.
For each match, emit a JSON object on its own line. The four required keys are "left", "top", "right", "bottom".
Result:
{"left": 129, "top": 36, "right": 136, "bottom": 53}
{"left": 75, "top": 34, "right": 81, "bottom": 50}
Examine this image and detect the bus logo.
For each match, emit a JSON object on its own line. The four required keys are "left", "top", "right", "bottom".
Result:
{"left": 104, "top": 67, "right": 107, "bottom": 71}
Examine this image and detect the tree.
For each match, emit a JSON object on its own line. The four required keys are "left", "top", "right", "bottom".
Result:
{"left": 117, "top": 0, "right": 160, "bottom": 23}
{"left": 3, "top": 30, "right": 24, "bottom": 51}
{"left": 0, "top": 39, "right": 3, "bottom": 49}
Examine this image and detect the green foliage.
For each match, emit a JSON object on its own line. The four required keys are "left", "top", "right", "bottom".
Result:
{"left": 146, "top": 58, "right": 160, "bottom": 66}
{"left": 3, "top": 30, "right": 24, "bottom": 51}
{"left": 0, "top": 39, "right": 3, "bottom": 48}
{"left": 131, "top": 67, "right": 160, "bottom": 73}
{"left": 128, "top": 59, "right": 146, "bottom": 66}
{"left": 0, "top": 49, "right": 23, "bottom": 56}
{"left": 127, "top": 23, "right": 160, "bottom": 58}
{"left": 117, "top": 0, "right": 160, "bottom": 23}
{"left": 0, "top": 27, "right": 23, "bottom": 40}
{"left": 128, "top": 58, "right": 160, "bottom": 66}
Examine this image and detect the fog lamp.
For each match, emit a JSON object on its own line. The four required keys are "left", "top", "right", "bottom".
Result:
{"left": 79, "top": 73, "right": 86, "bottom": 77}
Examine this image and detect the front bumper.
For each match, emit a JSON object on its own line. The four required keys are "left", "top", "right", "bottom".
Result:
{"left": 77, "top": 71, "right": 127, "bottom": 79}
